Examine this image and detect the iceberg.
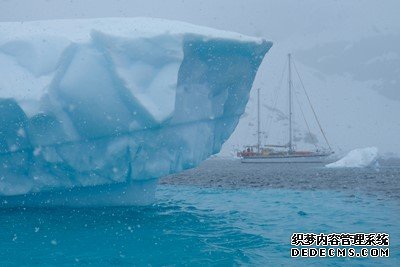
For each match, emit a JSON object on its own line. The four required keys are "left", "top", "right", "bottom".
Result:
{"left": 0, "top": 18, "right": 271, "bottom": 205}
{"left": 326, "top": 147, "right": 378, "bottom": 168}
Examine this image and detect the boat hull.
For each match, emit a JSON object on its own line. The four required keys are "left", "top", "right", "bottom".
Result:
{"left": 241, "top": 154, "right": 332, "bottom": 163}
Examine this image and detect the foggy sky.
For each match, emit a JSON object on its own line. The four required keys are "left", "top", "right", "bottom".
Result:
{"left": 2, "top": 0, "right": 399, "bottom": 42}
{"left": 1, "top": 0, "right": 400, "bottom": 155}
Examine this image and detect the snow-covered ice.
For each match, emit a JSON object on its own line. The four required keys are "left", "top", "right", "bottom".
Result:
{"left": 326, "top": 147, "right": 379, "bottom": 168}
{"left": 0, "top": 18, "right": 271, "bottom": 204}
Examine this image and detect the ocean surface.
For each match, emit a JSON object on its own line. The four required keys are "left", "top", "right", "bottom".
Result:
{"left": 0, "top": 159, "right": 399, "bottom": 266}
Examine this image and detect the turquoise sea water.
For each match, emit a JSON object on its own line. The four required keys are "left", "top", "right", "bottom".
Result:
{"left": 0, "top": 162, "right": 399, "bottom": 266}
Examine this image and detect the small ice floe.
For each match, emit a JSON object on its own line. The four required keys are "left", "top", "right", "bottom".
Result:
{"left": 326, "top": 147, "right": 378, "bottom": 168}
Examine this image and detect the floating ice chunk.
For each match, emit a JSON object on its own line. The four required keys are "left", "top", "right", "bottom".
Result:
{"left": 0, "top": 18, "right": 271, "bottom": 203}
{"left": 326, "top": 147, "right": 378, "bottom": 168}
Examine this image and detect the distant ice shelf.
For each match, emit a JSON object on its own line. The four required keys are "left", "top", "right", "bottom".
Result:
{"left": 0, "top": 18, "right": 271, "bottom": 205}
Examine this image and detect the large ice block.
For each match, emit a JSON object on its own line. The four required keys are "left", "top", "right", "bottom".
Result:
{"left": 0, "top": 18, "right": 271, "bottom": 205}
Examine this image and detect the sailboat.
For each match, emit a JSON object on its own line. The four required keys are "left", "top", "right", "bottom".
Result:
{"left": 238, "top": 53, "right": 334, "bottom": 163}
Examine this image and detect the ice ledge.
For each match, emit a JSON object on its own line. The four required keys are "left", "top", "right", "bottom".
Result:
{"left": 1, "top": 179, "right": 158, "bottom": 207}
{"left": 0, "top": 18, "right": 272, "bottom": 201}
{"left": 0, "top": 17, "right": 266, "bottom": 44}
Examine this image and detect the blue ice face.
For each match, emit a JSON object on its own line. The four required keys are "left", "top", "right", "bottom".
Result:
{"left": 0, "top": 19, "right": 272, "bottom": 199}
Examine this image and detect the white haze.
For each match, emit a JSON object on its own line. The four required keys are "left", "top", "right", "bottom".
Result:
{"left": 1, "top": 0, "right": 399, "bottom": 157}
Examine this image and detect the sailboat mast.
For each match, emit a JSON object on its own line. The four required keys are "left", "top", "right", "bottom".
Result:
{"left": 257, "top": 88, "right": 261, "bottom": 153}
{"left": 288, "top": 53, "right": 293, "bottom": 154}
